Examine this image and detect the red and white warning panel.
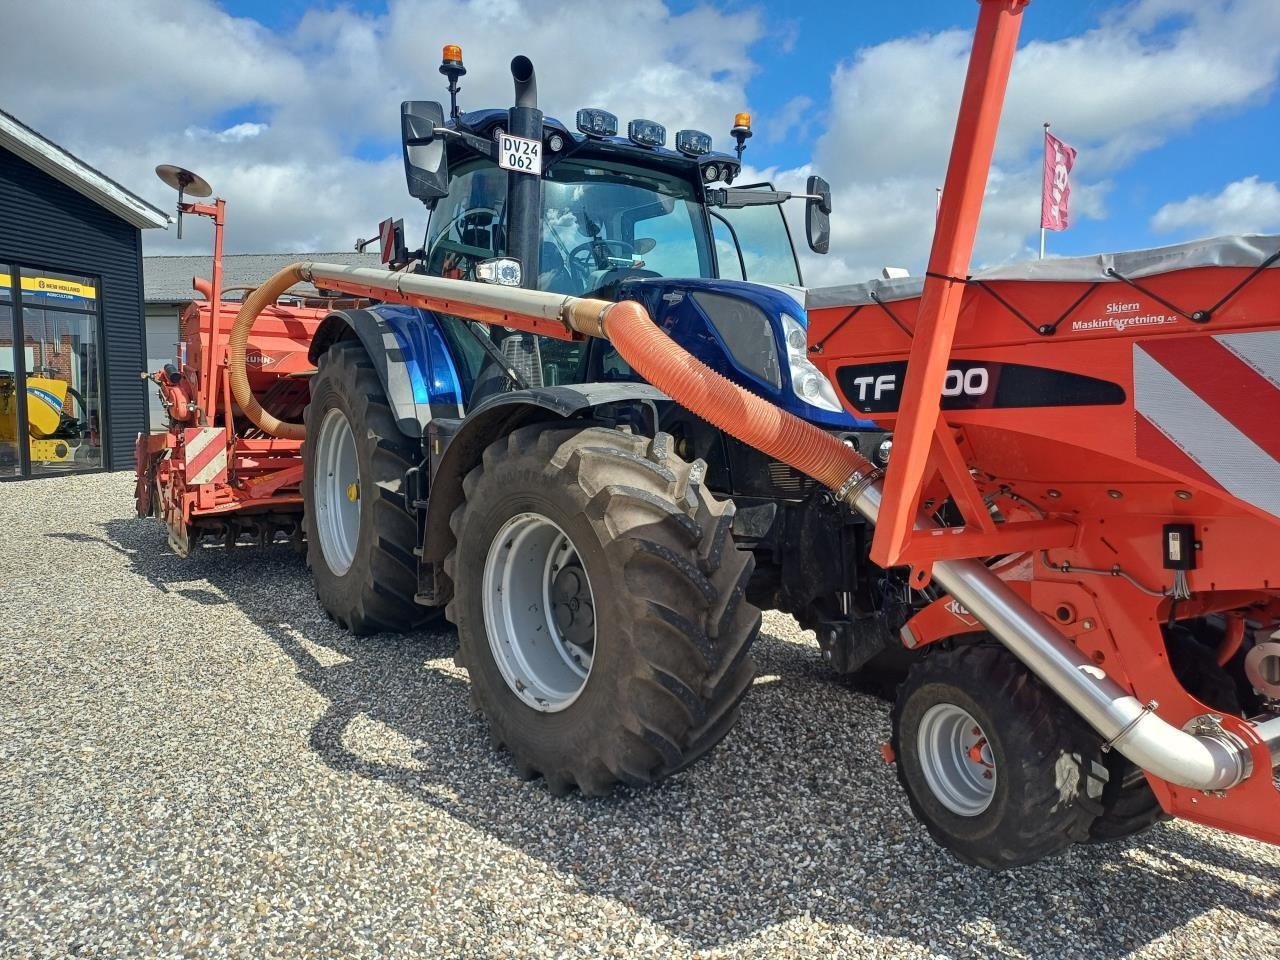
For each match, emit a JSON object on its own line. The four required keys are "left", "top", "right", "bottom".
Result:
{"left": 1134, "top": 332, "right": 1280, "bottom": 518}
{"left": 183, "top": 427, "right": 229, "bottom": 485}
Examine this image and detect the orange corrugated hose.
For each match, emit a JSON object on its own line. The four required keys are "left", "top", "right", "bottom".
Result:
{"left": 564, "top": 299, "right": 876, "bottom": 493}
{"left": 227, "top": 263, "right": 308, "bottom": 440}
{"left": 229, "top": 264, "right": 875, "bottom": 496}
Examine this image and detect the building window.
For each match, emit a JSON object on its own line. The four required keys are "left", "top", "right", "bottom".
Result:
{"left": 0, "top": 264, "right": 104, "bottom": 477}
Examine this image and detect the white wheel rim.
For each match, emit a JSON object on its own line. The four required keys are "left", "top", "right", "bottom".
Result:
{"left": 917, "top": 702, "right": 997, "bottom": 816}
{"left": 313, "top": 407, "right": 361, "bottom": 575}
{"left": 482, "top": 512, "right": 596, "bottom": 712}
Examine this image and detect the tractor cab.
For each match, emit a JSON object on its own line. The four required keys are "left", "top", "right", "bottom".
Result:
{"left": 385, "top": 46, "right": 850, "bottom": 424}
{"left": 417, "top": 108, "right": 815, "bottom": 296}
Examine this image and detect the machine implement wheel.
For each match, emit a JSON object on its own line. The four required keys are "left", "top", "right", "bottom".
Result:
{"left": 891, "top": 643, "right": 1107, "bottom": 870}
{"left": 445, "top": 424, "right": 760, "bottom": 795}
{"left": 303, "top": 339, "right": 431, "bottom": 634}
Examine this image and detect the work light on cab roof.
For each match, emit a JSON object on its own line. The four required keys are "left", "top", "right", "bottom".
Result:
{"left": 627, "top": 118, "right": 666, "bottom": 148}
{"left": 675, "top": 129, "right": 713, "bottom": 157}
{"left": 575, "top": 108, "right": 618, "bottom": 138}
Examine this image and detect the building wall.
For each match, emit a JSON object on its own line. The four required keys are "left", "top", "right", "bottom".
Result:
{"left": 0, "top": 145, "right": 147, "bottom": 469}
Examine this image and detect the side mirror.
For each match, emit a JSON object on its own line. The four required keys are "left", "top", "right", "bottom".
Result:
{"left": 401, "top": 100, "right": 450, "bottom": 205}
{"left": 805, "top": 174, "right": 832, "bottom": 255}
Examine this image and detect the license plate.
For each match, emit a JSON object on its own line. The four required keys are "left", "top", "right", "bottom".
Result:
{"left": 498, "top": 133, "right": 542, "bottom": 176}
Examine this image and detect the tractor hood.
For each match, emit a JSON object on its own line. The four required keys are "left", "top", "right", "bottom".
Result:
{"left": 616, "top": 277, "right": 876, "bottom": 430}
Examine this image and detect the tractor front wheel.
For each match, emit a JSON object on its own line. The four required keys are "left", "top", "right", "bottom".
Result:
{"left": 891, "top": 643, "right": 1107, "bottom": 869}
{"left": 445, "top": 424, "right": 760, "bottom": 795}
{"left": 303, "top": 339, "right": 431, "bottom": 634}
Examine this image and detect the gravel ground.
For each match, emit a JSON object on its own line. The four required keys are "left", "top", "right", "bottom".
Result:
{"left": 1, "top": 471, "right": 1278, "bottom": 960}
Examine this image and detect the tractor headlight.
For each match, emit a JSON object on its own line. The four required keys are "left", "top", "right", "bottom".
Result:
{"left": 782, "top": 314, "right": 843, "bottom": 412}
{"left": 475, "top": 257, "right": 522, "bottom": 286}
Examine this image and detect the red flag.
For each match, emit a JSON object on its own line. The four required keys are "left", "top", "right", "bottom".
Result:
{"left": 1041, "top": 130, "right": 1077, "bottom": 231}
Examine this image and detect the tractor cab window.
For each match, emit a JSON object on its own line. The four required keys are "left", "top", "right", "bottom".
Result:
{"left": 541, "top": 160, "right": 712, "bottom": 295}
{"left": 424, "top": 163, "right": 509, "bottom": 282}
{"left": 710, "top": 185, "right": 803, "bottom": 287}
{"left": 426, "top": 157, "right": 715, "bottom": 405}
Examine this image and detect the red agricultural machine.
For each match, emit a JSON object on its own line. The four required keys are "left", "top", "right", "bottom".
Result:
{"left": 135, "top": 167, "right": 354, "bottom": 553}
{"left": 145, "top": 0, "right": 1280, "bottom": 869}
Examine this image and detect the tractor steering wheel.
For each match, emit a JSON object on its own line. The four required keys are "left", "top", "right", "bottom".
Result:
{"left": 569, "top": 239, "right": 635, "bottom": 272}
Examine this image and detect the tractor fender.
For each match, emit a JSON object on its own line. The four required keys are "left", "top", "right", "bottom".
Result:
{"left": 309, "top": 306, "right": 465, "bottom": 440}
{"left": 416, "top": 383, "right": 668, "bottom": 603}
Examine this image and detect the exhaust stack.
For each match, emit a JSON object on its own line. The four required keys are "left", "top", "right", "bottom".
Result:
{"left": 506, "top": 56, "right": 542, "bottom": 287}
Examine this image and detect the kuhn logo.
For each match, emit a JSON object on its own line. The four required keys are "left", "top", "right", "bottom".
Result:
{"left": 946, "top": 599, "right": 978, "bottom": 626}
{"left": 244, "top": 353, "right": 276, "bottom": 366}
{"left": 847, "top": 367, "right": 989, "bottom": 403}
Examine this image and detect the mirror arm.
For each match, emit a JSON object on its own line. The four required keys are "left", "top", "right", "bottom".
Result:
{"left": 429, "top": 125, "right": 500, "bottom": 159}
{"left": 706, "top": 187, "right": 791, "bottom": 209}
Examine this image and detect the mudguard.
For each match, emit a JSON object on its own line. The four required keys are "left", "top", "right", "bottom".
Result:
{"left": 309, "top": 305, "right": 465, "bottom": 439}
{"left": 414, "top": 382, "right": 669, "bottom": 604}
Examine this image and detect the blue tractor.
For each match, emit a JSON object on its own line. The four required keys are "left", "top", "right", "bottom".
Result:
{"left": 302, "top": 50, "right": 899, "bottom": 793}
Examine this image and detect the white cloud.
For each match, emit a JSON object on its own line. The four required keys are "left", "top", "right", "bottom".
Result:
{"left": 799, "top": 0, "right": 1280, "bottom": 286}
{"left": 0, "top": 0, "right": 764, "bottom": 255}
{"left": 1151, "top": 176, "right": 1280, "bottom": 236}
{"left": 0, "top": 0, "right": 1276, "bottom": 277}
{"left": 765, "top": 95, "right": 816, "bottom": 146}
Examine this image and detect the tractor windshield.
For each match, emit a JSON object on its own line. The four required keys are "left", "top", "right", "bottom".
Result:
{"left": 538, "top": 160, "right": 713, "bottom": 294}
{"left": 425, "top": 158, "right": 716, "bottom": 295}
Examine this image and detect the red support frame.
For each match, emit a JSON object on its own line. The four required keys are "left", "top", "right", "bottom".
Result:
{"left": 870, "top": 0, "right": 1031, "bottom": 571}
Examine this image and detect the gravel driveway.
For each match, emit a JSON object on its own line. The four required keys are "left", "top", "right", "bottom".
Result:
{"left": 2, "top": 472, "right": 1278, "bottom": 959}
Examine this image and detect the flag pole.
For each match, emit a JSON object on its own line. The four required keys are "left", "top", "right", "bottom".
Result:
{"left": 1039, "top": 121, "right": 1049, "bottom": 259}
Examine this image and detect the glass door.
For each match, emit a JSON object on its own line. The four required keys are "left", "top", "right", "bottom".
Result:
{"left": 0, "top": 264, "right": 104, "bottom": 478}
{"left": 0, "top": 286, "right": 19, "bottom": 477}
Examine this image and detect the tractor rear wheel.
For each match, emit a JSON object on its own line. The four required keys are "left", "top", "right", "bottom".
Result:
{"left": 891, "top": 643, "right": 1107, "bottom": 870}
{"left": 303, "top": 339, "right": 430, "bottom": 634}
{"left": 445, "top": 424, "right": 760, "bottom": 795}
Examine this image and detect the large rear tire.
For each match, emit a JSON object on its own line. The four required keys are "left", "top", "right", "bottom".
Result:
{"left": 445, "top": 424, "right": 760, "bottom": 795}
{"left": 303, "top": 340, "right": 431, "bottom": 634}
{"left": 892, "top": 643, "right": 1107, "bottom": 870}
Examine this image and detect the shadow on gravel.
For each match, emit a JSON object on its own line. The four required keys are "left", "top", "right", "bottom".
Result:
{"left": 94, "top": 515, "right": 1280, "bottom": 957}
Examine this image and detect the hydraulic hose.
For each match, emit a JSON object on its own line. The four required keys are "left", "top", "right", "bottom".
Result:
{"left": 563, "top": 298, "right": 879, "bottom": 491}
{"left": 227, "top": 263, "right": 307, "bottom": 440}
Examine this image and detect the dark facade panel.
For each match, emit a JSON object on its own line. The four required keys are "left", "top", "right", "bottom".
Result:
{"left": 0, "top": 144, "right": 147, "bottom": 471}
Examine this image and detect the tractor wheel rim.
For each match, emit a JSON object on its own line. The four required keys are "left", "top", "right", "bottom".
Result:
{"left": 482, "top": 512, "right": 596, "bottom": 712}
{"left": 917, "top": 702, "right": 996, "bottom": 816}
{"left": 313, "top": 407, "right": 361, "bottom": 576}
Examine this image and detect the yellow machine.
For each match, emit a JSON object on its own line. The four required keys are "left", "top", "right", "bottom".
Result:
{"left": 0, "top": 373, "right": 84, "bottom": 463}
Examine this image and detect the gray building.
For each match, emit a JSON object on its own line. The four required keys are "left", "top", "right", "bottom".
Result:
{"left": 141, "top": 251, "right": 379, "bottom": 429}
{"left": 1, "top": 108, "right": 170, "bottom": 479}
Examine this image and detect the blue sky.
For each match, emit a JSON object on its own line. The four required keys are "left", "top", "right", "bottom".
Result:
{"left": 4, "top": 1, "right": 1276, "bottom": 281}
